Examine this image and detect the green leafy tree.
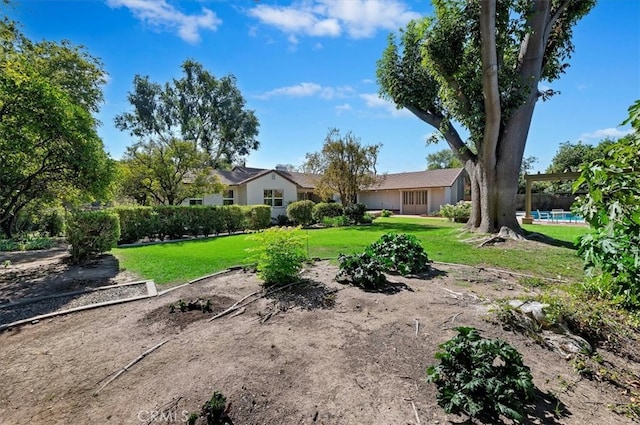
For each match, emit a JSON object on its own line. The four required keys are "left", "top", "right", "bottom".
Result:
{"left": 120, "top": 138, "right": 223, "bottom": 205}
{"left": 303, "top": 128, "right": 381, "bottom": 206}
{"left": 517, "top": 155, "right": 538, "bottom": 193}
{"left": 573, "top": 101, "right": 640, "bottom": 308}
{"left": 377, "top": 0, "right": 595, "bottom": 234}
{"left": 115, "top": 60, "right": 259, "bottom": 168}
{"left": 0, "top": 19, "right": 114, "bottom": 237}
{"left": 545, "top": 139, "right": 617, "bottom": 193}
{"left": 426, "top": 148, "right": 463, "bottom": 170}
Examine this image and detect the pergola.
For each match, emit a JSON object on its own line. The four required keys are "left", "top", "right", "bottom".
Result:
{"left": 521, "top": 172, "right": 581, "bottom": 224}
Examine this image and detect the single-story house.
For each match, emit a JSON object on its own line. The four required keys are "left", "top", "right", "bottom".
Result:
{"left": 185, "top": 166, "right": 466, "bottom": 218}
{"left": 357, "top": 168, "right": 466, "bottom": 215}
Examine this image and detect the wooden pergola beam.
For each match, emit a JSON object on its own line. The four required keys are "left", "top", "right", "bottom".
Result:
{"left": 522, "top": 172, "right": 581, "bottom": 223}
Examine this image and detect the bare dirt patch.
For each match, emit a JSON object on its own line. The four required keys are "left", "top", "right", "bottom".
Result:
{"left": 0, "top": 250, "right": 638, "bottom": 424}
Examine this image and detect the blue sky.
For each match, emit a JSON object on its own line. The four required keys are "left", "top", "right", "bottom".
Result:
{"left": 6, "top": 0, "right": 640, "bottom": 173}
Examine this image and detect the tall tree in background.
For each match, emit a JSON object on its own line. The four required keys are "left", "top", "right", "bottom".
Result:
{"left": 119, "top": 139, "right": 223, "bottom": 205}
{"left": 0, "top": 19, "right": 114, "bottom": 237}
{"left": 377, "top": 0, "right": 595, "bottom": 234}
{"left": 303, "top": 129, "right": 381, "bottom": 206}
{"left": 115, "top": 60, "right": 259, "bottom": 169}
{"left": 426, "top": 148, "right": 463, "bottom": 170}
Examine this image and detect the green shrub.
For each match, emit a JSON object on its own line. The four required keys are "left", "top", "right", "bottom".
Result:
{"left": 201, "top": 391, "right": 231, "bottom": 425}
{"left": 274, "top": 214, "right": 291, "bottom": 226}
{"left": 112, "top": 206, "right": 155, "bottom": 244}
{"left": 439, "top": 200, "right": 471, "bottom": 223}
{"left": 312, "top": 202, "right": 344, "bottom": 223}
{"left": 245, "top": 205, "right": 271, "bottom": 230}
{"left": 344, "top": 203, "right": 367, "bottom": 224}
{"left": 368, "top": 233, "right": 430, "bottom": 276}
{"left": 0, "top": 236, "right": 55, "bottom": 251}
{"left": 426, "top": 327, "right": 534, "bottom": 423}
{"left": 573, "top": 102, "right": 640, "bottom": 309}
{"left": 66, "top": 210, "right": 120, "bottom": 263}
{"left": 155, "top": 206, "right": 187, "bottom": 240}
{"left": 336, "top": 252, "right": 388, "bottom": 289}
{"left": 322, "top": 215, "right": 350, "bottom": 227}
{"left": 41, "top": 208, "right": 65, "bottom": 237}
{"left": 246, "top": 227, "right": 308, "bottom": 285}
{"left": 361, "top": 213, "right": 374, "bottom": 224}
{"left": 287, "top": 200, "right": 315, "bottom": 226}
{"left": 221, "top": 205, "right": 246, "bottom": 234}
{"left": 380, "top": 209, "right": 392, "bottom": 217}
{"left": 202, "top": 206, "right": 225, "bottom": 236}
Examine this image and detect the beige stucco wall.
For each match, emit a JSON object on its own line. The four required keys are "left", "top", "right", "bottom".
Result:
{"left": 245, "top": 171, "right": 297, "bottom": 218}
{"left": 429, "top": 188, "right": 446, "bottom": 213}
{"left": 358, "top": 190, "right": 401, "bottom": 211}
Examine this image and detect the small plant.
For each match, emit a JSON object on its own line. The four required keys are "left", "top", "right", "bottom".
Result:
{"left": 439, "top": 200, "right": 471, "bottom": 223}
{"left": 3, "top": 259, "right": 11, "bottom": 268}
{"left": 426, "top": 327, "right": 535, "bottom": 423}
{"left": 368, "top": 233, "right": 430, "bottom": 276}
{"left": 380, "top": 209, "right": 392, "bottom": 217}
{"left": 201, "top": 391, "right": 233, "bottom": 425}
{"left": 336, "top": 252, "right": 388, "bottom": 289}
{"left": 169, "top": 298, "right": 212, "bottom": 313}
{"left": 321, "top": 215, "right": 350, "bottom": 227}
{"left": 246, "top": 227, "right": 308, "bottom": 286}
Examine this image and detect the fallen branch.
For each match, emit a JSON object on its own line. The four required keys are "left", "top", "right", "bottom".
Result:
{"left": 433, "top": 261, "right": 569, "bottom": 283}
{"left": 146, "top": 397, "right": 182, "bottom": 425}
{"left": 414, "top": 319, "right": 419, "bottom": 337}
{"left": 208, "top": 281, "right": 300, "bottom": 322}
{"left": 207, "top": 290, "right": 260, "bottom": 322}
{"left": 94, "top": 339, "right": 169, "bottom": 396}
{"left": 411, "top": 401, "right": 421, "bottom": 424}
{"left": 228, "top": 307, "right": 246, "bottom": 319}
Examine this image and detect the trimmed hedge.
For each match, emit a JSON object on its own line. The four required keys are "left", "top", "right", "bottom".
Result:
{"left": 287, "top": 200, "right": 315, "bottom": 226}
{"left": 66, "top": 210, "right": 120, "bottom": 263}
{"left": 312, "top": 202, "right": 344, "bottom": 223}
{"left": 110, "top": 205, "right": 270, "bottom": 244}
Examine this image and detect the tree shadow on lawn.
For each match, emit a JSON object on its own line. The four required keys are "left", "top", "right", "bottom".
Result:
{"left": 524, "top": 230, "right": 580, "bottom": 251}
{"left": 350, "top": 221, "right": 444, "bottom": 234}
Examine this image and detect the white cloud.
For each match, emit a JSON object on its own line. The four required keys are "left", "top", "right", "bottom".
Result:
{"left": 313, "top": 42, "right": 324, "bottom": 50}
{"left": 107, "top": 0, "right": 221, "bottom": 43}
{"left": 335, "top": 103, "right": 352, "bottom": 114}
{"left": 248, "top": 0, "right": 420, "bottom": 40}
{"left": 360, "top": 93, "right": 413, "bottom": 118}
{"left": 579, "top": 127, "right": 632, "bottom": 141}
{"left": 259, "top": 82, "right": 354, "bottom": 100}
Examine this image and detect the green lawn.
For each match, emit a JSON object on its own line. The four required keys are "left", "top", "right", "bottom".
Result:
{"left": 113, "top": 217, "right": 590, "bottom": 285}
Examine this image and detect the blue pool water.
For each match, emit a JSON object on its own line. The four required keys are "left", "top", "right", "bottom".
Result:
{"left": 530, "top": 211, "right": 584, "bottom": 222}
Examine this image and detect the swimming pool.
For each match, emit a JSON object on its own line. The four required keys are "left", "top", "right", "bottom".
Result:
{"left": 529, "top": 210, "right": 585, "bottom": 222}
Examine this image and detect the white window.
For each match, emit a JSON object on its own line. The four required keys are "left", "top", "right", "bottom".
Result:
{"left": 189, "top": 199, "right": 203, "bottom": 206}
{"left": 223, "top": 189, "right": 234, "bottom": 205}
{"left": 264, "top": 189, "right": 284, "bottom": 207}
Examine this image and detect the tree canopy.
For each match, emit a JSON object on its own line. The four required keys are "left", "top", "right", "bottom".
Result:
{"left": 426, "top": 148, "right": 463, "bottom": 170}
{"left": 118, "top": 138, "right": 223, "bottom": 205}
{"left": 0, "top": 19, "right": 114, "bottom": 236}
{"left": 303, "top": 129, "right": 381, "bottom": 206}
{"left": 377, "top": 0, "right": 595, "bottom": 233}
{"left": 115, "top": 60, "right": 259, "bottom": 169}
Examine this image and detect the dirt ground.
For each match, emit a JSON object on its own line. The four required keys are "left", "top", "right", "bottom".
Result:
{"left": 0, "top": 248, "right": 638, "bottom": 425}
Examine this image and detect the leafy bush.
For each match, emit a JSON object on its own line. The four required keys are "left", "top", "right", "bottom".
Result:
{"left": 439, "top": 201, "right": 471, "bottom": 223}
{"left": 66, "top": 210, "right": 120, "bottom": 263}
{"left": 380, "top": 209, "right": 392, "bottom": 217}
{"left": 426, "top": 327, "right": 535, "bottom": 423}
{"left": 322, "top": 215, "right": 350, "bottom": 227}
{"left": 344, "top": 203, "right": 367, "bottom": 224}
{"left": 112, "top": 206, "right": 156, "bottom": 243}
{"left": 312, "top": 202, "right": 344, "bottom": 223}
{"left": 41, "top": 208, "right": 65, "bottom": 237}
{"left": 573, "top": 101, "right": 640, "bottom": 308}
{"left": 274, "top": 214, "right": 291, "bottom": 226}
{"left": 287, "top": 200, "right": 315, "bottom": 226}
{"left": 245, "top": 205, "right": 272, "bottom": 230}
{"left": 221, "top": 205, "right": 247, "bottom": 234}
{"left": 246, "top": 227, "right": 308, "bottom": 286}
{"left": 154, "top": 206, "right": 187, "bottom": 240}
{"left": 336, "top": 252, "right": 388, "bottom": 289}
{"left": 202, "top": 206, "right": 225, "bottom": 236}
{"left": 368, "top": 233, "right": 430, "bottom": 275}
{"left": 361, "top": 213, "right": 374, "bottom": 224}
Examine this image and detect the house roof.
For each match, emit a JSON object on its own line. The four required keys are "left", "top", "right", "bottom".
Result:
{"left": 214, "top": 166, "right": 464, "bottom": 191}
{"left": 368, "top": 168, "right": 465, "bottom": 191}
{"left": 214, "top": 166, "right": 318, "bottom": 189}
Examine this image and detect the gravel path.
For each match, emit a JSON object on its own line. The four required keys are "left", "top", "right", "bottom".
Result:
{"left": 0, "top": 283, "right": 149, "bottom": 325}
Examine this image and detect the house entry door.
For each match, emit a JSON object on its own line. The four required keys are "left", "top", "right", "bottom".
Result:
{"left": 402, "top": 190, "right": 428, "bottom": 215}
